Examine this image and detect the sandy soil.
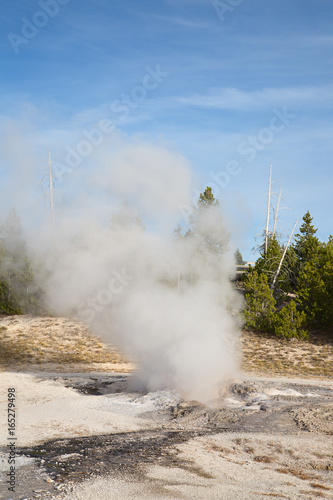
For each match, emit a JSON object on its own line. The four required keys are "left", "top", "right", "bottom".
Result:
{"left": 0, "top": 315, "right": 332, "bottom": 500}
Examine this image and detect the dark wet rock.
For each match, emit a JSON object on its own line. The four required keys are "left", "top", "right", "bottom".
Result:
{"left": 53, "top": 375, "right": 128, "bottom": 396}
{"left": 170, "top": 400, "right": 206, "bottom": 418}
{"left": 18, "top": 429, "right": 214, "bottom": 488}
{"left": 229, "top": 382, "right": 260, "bottom": 399}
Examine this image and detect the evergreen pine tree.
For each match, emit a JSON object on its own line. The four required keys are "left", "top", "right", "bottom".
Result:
{"left": 292, "top": 211, "right": 321, "bottom": 283}
{"left": 198, "top": 186, "right": 219, "bottom": 207}
{"left": 243, "top": 270, "right": 276, "bottom": 332}
{"left": 273, "top": 300, "right": 308, "bottom": 339}
{"left": 234, "top": 248, "right": 244, "bottom": 265}
{"left": 0, "top": 209, "right": 44, "bottom": 314}
{"left": 298, "top": 241, "right": 333, "bottom": 329}
{"left": 188, "top": 187, "right": 229, "bottom": 256}
{"left": 255, "top": 235, "right": 282, "bottom": 280}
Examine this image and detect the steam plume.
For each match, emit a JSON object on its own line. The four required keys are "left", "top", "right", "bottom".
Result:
{"left": 2, "top": 130, "right": 242, "bottom": 402}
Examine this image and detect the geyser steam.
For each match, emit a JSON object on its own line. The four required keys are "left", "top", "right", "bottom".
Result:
{"left": 33, "top": 140, "right": 241, "bottom": 402}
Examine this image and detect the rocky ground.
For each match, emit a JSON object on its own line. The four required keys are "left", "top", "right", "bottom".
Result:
{"left": 0, "top": 315, "right": 332, "bottom": 499}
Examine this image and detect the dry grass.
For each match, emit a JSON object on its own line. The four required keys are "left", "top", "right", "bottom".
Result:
{"left": 241, "top": 329, "right": 333, "bottom": 378}
{"left": 0, "top": 315, "right": 332, "bottom": 378}
{"left": 253, "top": 455, "right": 276, "bottom": 464}
{"left": 310, "top": 483, "right": 331, "bottom": 491}
{"left": 0, "top": 315, "right": 128, "bottom": 370}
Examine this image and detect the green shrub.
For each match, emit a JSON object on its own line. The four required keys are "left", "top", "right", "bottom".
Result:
{"left": 272, "top": 300, "right": 308, "bottom": 340}
{"left": 244, "top": 271, "right": 308, "bottom": 340}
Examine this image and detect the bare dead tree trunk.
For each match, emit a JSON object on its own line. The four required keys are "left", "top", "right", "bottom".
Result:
{"left": 271, "top": 219, "right": 299, "bottom": 291}
{"left": 272, "top": 181, "right": 283, "bottom": 238}
{"left": 265, "top": 162, "right": 272, "bottom": 255}
{"left": 48, "top": 151, "right": 55, "bottom": 229}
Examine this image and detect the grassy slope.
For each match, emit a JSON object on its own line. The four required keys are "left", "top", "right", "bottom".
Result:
{"left": 0, "top": 315, "right": 332, "bottom": 378}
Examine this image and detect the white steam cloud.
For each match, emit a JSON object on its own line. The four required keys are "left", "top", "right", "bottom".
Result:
{"left": 2, "top": 128, "right": 242, "bottom": 402}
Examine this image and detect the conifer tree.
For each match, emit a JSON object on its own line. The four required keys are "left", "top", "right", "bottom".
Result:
{"left": 234, "top": 248, "right": 244, "bottom": 265}
{"left": 273, "top": 300, "right": 308, "bottom": 339}
{"left": 243, "top": 270, "right": 276, "bottom": 332}
{"left": 0, "top": 209, "right": 44, "bottom": 314}
{"left": 298, "top": 241, "right": 333, "bottom": 329}
{"left": 255, "top": 235, "right": 282, "bottom": 279}
{"left": 254, "top": 235, "right": 295, "bottom": 296}
{"left": 198, "top": 186, "right": 219, "bottom": 207}
{"left": 292, "top": 211, "right": 321, "bottom": 283}
{"left": 188, "top": 186, "right": 229, "bottom": 255}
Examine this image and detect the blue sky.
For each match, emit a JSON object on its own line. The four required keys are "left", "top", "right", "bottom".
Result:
{"left": 1, "top": 0, "right": 333, "bottom": 259}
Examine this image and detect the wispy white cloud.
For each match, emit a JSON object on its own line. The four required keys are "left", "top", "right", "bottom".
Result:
{"left": 168, "top": 84, "right": 333, "bottom": 111}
